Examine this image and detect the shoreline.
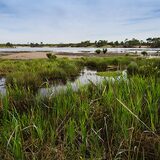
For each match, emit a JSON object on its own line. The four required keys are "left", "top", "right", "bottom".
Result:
{"left": 0, "top": 51, "right": 127, "bottom": 60}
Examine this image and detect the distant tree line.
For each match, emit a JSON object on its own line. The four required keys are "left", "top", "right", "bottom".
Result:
{"left": 146, "top": 38, "right": 160, "bottom": 48}
{"left": 34, "top": 38, "right": 160, "bottom": 48}
{"left": 0, "top": 42, "right": 14, "bottom": 48}
{"left": 1, "top": 37, "right": 160, "bottom": 48}
{"left": 54, "top": 38, "right": 160, "bottom": 48}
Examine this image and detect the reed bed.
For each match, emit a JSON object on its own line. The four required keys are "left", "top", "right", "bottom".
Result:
{"left": 0, "top": 57, "right": 160, "bottom": 159}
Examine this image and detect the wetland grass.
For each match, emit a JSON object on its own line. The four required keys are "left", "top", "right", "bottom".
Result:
{"left": 0, "top": 56, "right": 160, "bottom": 159}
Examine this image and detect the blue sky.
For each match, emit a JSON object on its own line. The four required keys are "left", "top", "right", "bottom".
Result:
{"left": 0, "top": 0, "right": 160, "bottom": 43}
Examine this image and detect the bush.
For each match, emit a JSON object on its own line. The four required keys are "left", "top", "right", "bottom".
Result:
{"left": 141, "top": 51, "right": 148, "bottom": 56}
{"left": 138, "top": 65, "right": 154, "bottom": 76}
{"left": 95, "top": 49, "right": 101, "bottom": 54}
{"left": 125, "top": 53, "right": 129, "bottom": 56}
{"left": 127, "top": 62, "right": 138, "bottom": 75}
{"left": 112, "top": 58, "right": 119, "bottom": 65}
{"left": 102, "top": 48, "right": 108, "bottom": 54}
{"left": 46, "top": 53, "right": 57, "bottom": 60}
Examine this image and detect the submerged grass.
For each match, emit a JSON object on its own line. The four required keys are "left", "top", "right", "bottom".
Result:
{"left": 0, "top": 56, "right": 160, "bottom": 159}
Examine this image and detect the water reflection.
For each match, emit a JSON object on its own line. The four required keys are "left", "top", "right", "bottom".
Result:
{"left": 0, "top": 78, "right": 6, "bottom": 95}
{"left": 39, "top": 68, "right": 127, "bottom": 96}
{"left": 39, "top": 68, "right": 103, "bottom": 96}
{"left": 0, "top": 47, "right": 160, "bottom": 54}
{"left": 0, "top": 69, "right": 127, "bottom": 97}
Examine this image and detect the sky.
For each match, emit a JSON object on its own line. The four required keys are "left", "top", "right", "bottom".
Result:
{"left": 0, "top": 0, "right": 160, "bottom": 43}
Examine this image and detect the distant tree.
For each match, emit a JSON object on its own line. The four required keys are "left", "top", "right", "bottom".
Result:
{"left": 40, "top": 42, "right": 43, "bottom": 46}
{"left": 146, "top": 37, "right": 160, "bottom": 48}
{"left": 6, "top": 42, "right": 13, "bottom": 47}
{"left": 114, "top": 41, "right": 119, "bottom": 46}
{"left": 80, "top": 41, "right": 91, "bottom": 47}
{"left": 120, "top": 41, "right": 124, "bottom": 45}
{"left": 108, "top": 41, "right": 114, "bottom": 46}
{"left": 102, "top": 48, "right": 108, "bottom": 54}
{"left": 146, "top": 38, "right": 152, "bottom": 44}
{"left": 30, "top": 43, "right": 40, "bottom": 47}
{"left": 123, "top": 38, "right": 140, "bottom": 48}
{"left": 95, "top": 40, "right": 108, "bottom": 47}
{"left": 95, "top": 49, "right": 101, "bottom": 54}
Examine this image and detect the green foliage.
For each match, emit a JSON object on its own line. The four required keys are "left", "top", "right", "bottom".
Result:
{"left": 0, "top": 75, "right": 160, "bottom": 159}
{"left": 146, "top": 37, "right": 160, "bottom": 48}
{"left": 127, "top": 61, "right": 138, "bottom": 75}
{"left": 46, "top": 53, "right": 57, "bottom": 60}
{"left": 141, "top": 51, "right": 148, "bottom": 56}
{"left": 95, "top": 49, "right": 101, "bottom": 54}
{"left": 0, "top": 59, "right": 82, "bottom": 91}
{"left": 97, "top": 71, "right": 121, "bottom": 77}
{"left": 0, "top": 42, "right": 14, "bottom": 48}
{"left": 112, "top": 58, "right": 119, "bottom": 65}
{"left": 1, "top": 57, "right": 160, "bottom": 159}
{"left": 102, "top": 48, "right": 108, "bottom": 54}
{"left": 6, "top": 42, "right": 13, "bottom": 47}
{"left": 95, "top": 40, "right": 108, "bottom": 47}
{"left": 123, "top": 38, "right": 141, "bottom": 48}
{"left": 6, "top": 72, "right": 42, "bottom": 91}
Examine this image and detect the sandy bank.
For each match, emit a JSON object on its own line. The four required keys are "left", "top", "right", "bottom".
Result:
{"left": 0, "top": 51, "right": 126, "bottom": 60}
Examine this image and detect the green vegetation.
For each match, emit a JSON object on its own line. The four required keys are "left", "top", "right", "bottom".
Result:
{"left": 102, "top": 48, "right": 108, "bottom": 54}
{"left": 146, "top": 37, "right": 160, "bottom": 48}
{"left": 0, "top": 42, "right": 14, "bottom": 48}
{"left": 84, "top": 57, "right": 132, "bottom": 71}
{"left": 46, "top": 53, "right": 57, "bottom": 60}
{"left": 96, "top": 71, "right": 121, "bottom": 77}
{"left": 0, "top": 56, "right": 160, "bottom": 159}
{"left": 0, "top": 59, "right": 82, "bottom": 91}
{"left": 1, "top": 37, "right": 160, "bottom": 48}
{"left": 127, "top": 61, "right": 138, "bottom": 75}
{"left": 95, "top": 49, "right": 108, "bottom": 54}
{"left": 141, "top": 51, "right": 148, "bottom": 56}
{"left": 95, "top": 49, "right": 101, "bottom": 54}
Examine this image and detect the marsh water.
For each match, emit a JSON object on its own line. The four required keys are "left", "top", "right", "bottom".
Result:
{"left": 0, "top": 78, "right": 6, "bottom": 95}
{"left": 0, "top": 47, "right": 160, "bottom": 54}
{"left": 0, "top": 68, "right": 127, "bottom": 96}
{"left": 39, "top": 68, "right": 127, "bottom": 96}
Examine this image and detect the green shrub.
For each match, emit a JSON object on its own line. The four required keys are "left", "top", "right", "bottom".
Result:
{"left": 112, "top": 58, "right": 119, "bottom": 65}
{"left": 46, "top": 53, "right": 57, "bottom": 60}
{"left": 127, "top": 61, "right": 138, "bottom": 75}
{"left": 125, "top": 53, "right": 129, "bottom": 56}
{"left": 95, "top": 49, "right": 101, "bottom": 54}
{"left": 141, "top": 51, "right": 148, "bottom": 56}
{"left": 102, "top": 48, "right": 108, "bottom": 54}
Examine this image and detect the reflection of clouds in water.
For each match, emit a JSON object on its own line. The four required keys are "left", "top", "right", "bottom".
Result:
{"left": 0, "top": 69, "right": 127, "bottom": 97}
{"left": 40, "top": 69, "right": 127, "bottom": 96}
{"left": 0, "top": 47, "right": 160, "bottom": 54}
{"left": 40, "top": 68, "right": 104, "bottom": 96}
{"left": 0, "top": 78, "right": 6, "bottom": 96}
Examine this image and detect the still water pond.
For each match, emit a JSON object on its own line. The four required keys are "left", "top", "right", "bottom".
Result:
{"left": 0, "top": 68, "right": 127, "bottom": 96}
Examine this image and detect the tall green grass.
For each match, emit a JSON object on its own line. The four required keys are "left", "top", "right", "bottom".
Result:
{"left": 0, "top": 75, "right": 160, "bottom": 159}
{"left": 0, "top": 59, "right": 82, "bottom": 91}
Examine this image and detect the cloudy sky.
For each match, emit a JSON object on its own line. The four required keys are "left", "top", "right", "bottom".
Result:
{"left": 0, "top": 0, "right": 160, "bottom": 43}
